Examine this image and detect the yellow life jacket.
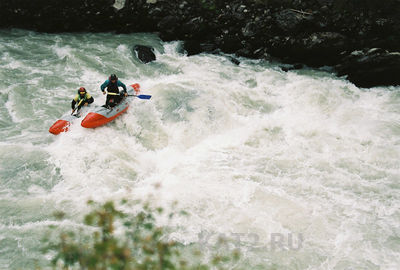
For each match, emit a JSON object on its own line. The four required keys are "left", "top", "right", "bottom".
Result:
{"left": 74, "top": 93, "right": 92, "bottom": 102}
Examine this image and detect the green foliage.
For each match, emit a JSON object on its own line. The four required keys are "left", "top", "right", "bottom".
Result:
{"left": 46, "top": 200, "right": 240, "bottom": 270}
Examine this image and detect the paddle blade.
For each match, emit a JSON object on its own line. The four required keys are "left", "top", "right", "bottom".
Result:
{"left": 137, "top": 95, "right": 151, "bottom": 99}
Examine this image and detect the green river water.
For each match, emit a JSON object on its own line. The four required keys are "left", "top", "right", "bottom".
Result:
{"left": 0, "top": 29, "right": 399, "bottom": 269}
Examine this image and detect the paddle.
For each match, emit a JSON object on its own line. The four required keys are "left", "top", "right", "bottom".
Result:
{"left": 108, "top": 92, "right": 151, "bottom": 99}
{"left": 71, "top": 99, "right": 85, "bottom": 115}
{"left": 130, "top": 83, "right": 151, "bottom": 99}
{"left": 106, "top": 90, "right": 152, "bottom": 100}
{"left": 128, "top": 94, "right": 152, "bottom": 99}
{"left": 104, "top": 83, "right": 151, "bottom": 100}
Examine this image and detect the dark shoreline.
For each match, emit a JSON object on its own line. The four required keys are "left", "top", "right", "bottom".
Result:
{"left": 1, "top": 0, "right": 399, "bottom": 88}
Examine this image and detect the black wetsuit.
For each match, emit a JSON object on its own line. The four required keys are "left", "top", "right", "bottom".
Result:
{"left": 100, "top": 79, "right": 127, "bottom": 107}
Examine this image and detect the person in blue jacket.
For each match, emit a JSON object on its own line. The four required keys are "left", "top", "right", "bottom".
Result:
{"left": 100, "top": 74, "right": 127, "bottom": 108}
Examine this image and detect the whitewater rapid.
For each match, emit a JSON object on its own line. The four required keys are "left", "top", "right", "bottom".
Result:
{"left": 0, "top": 29, "right": 399, "bottom": 269}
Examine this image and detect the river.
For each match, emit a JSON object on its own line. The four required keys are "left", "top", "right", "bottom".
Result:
{"left": 0, "top": 29, "right": 399, "bottom": 269}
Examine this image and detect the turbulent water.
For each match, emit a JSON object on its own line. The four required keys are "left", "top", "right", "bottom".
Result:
{"left": 0, "top": 29, "right": 399, "bottom": 269}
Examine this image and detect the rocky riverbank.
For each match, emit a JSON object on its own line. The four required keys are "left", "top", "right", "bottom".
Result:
{"left": 1, "top": 0, "right": 399, "bottom": 87}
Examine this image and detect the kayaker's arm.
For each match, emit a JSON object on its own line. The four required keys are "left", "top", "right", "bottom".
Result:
{"left": 118, "top": 81, "right": 127, "bottom": 92}
{"left": 117, "top": 81, "right": 127, "bottom": 96}
{"left": 82, "top": 95, "right": 94, "bottom": 106}
{"left": 71, "top": 94, "right": 79, "bottom": 109}
{"left": 86, "top": 96, "right": 94, "bottom": 104}
{"left": 100, "top": 80, "right": 109, "bottom": 94}
{"left": 71, "top": 99, "right": 77, "bottom": 109}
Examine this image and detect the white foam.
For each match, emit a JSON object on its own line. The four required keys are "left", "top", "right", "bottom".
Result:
{"left": 1, "top": 31, "right": 399, "bottom": 269}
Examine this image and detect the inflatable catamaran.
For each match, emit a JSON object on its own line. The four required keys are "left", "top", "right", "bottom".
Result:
{"left": 49, "top": 83, "right": 151, "bottom": 134}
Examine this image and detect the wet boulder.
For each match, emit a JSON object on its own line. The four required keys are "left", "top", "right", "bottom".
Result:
{"left": 183, "top": 40, "right": 218, "bottom": 56}
{"left": 133, "top": 45, "right": 156, "bottom": 63}
{"left": 227, "top": 56, "right": 241, "bottom": 66}
{"left": 335, "top": 48, "right": 400, "bottom": 88}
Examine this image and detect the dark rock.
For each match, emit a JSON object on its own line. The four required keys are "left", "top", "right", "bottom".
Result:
{"left": 274, "top": 9, "right": 315, "bottom": 33}
{"left": 242, "top": 22, "right": 257, "bottom": 38}
{"left": 317, "top": 0, "right": 334, "bottom": 6}
{"left": 300, "top": 32, "right": 350, "bottom": 65}
{"left": 181, "top": 17, "right": 207, "bottom": 40}
{"left": 227, "top": 56, "right": 240, "bottom": 65}
{"left": 335, "top": 49, "right": 400, "bottom": 87}
{"left": 157, "top": 15, "right": 181, "bottom": 41}
{"left": 133, "top": 45, "right": 156, "bottom": 63}
{"left": 0, "top": 0, "right": 116, "bottom": 32}
{"left": 269, "top": 31, "right": 351, "bottom": 66}
{"left": 184, "top": 40, "right": 218, "bottom": 56}
{"left": 215, "top": 31, "right": 243, "bottom": 54}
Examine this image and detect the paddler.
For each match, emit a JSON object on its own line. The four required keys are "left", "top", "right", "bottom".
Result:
{"left": 71, "top": 87, "right": 94, "bottom": 113}
{"left": 100, "top": 74, "right": 127, "bottom": 108}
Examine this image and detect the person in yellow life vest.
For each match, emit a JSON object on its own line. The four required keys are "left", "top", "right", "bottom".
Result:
{"left": 71, "top": 87, "right": 94, "bottom": 113}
